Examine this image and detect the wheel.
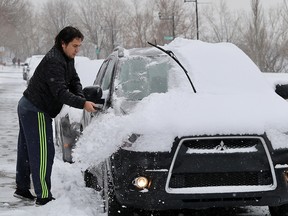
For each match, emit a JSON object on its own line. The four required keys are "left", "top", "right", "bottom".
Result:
{"left": 269, "top": 204, "right": 288, "bottom": 216}
{"left": 102, "top": 161, "right": 133, "bottom": 216}
{"left": 84, "top": 169, "right": 101, "bottom": 191}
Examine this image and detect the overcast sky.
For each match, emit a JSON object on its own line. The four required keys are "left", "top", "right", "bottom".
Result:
{"left": 223, "top": 0, "right": 283, "bottom": 10}
{"left": 28, "top": 0, "right": 283, "bottom": 11}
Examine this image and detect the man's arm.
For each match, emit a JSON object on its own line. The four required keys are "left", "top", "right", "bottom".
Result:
{"left": 46, "top": 59, "right": 86, "bottom": 109}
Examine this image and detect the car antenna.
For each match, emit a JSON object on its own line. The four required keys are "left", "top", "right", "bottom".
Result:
{"left": 147, "top": 41, "right": 197, "bottom": 93}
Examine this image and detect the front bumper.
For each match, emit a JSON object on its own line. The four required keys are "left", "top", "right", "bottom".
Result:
{"left": 110, "top": 135, "right": 288, "bottom": 211}
{"left": 114, "top": 168, "right": 288, "bottom": 210}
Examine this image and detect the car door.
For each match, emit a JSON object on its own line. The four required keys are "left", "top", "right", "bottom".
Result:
{"left": 82, "top": 55, "right": 118, "bottom": 128}
{"left": 97, "top": 55, "right": 118, "bottom": 109}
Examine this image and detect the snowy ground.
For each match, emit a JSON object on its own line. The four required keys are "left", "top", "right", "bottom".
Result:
{"left": 0, "top": 65, "right": 103, "bottom": 216}
{"left": 0, "top": 63, "right": 272, "bottom": 216}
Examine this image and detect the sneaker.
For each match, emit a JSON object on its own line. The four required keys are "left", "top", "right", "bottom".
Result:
{"left": 35, "top": 197, "right": 55, "bottom": 206}
{"left": 13, "top": 189, "right": 35, "bottom": 200}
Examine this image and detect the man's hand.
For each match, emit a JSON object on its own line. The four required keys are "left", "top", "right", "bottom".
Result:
{"left": 84, "top": 101, "right": 97, "bottom": 112}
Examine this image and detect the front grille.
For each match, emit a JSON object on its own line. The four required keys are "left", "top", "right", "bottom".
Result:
{"left": 183, "top": 138, "right": 258, "bottom": 150}
{"left": 169, "top": 171, "right": 272, "bottom": 188}
{"left": 166, "top": 136, "right": 275, "bottom": 194}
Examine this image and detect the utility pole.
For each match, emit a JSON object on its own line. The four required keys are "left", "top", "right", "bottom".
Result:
{"left": 184, "top": 0, "right": 199, "bottom": 40}
{"left": 101, "top": 26, "right": 119, "bottom": 52}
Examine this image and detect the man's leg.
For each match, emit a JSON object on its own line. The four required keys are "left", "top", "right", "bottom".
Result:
{"left": 16, "top": 98, "right": 55, "bottom": 203}
{"left": 28, "top": 112, "right": 55, "bottom": 200}
{"left": 16, "top": 120, "right": 31, "bottom": 190}
{"left": 15, "top": 104, "right": 35, "bottom": 200}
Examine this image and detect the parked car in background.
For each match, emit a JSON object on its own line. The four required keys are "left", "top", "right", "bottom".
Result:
{"left": 22, "top": 57, "right": 31, "bottom": 80}
{"left": 263, "top": 72, "right": 288, "bottom": 100}
{"left": 74, "top": 39, "right": 288, "bottom": 216}
{"left": 54, "top": 56, "right": 103, "bottom": 162}
{"left": 26, "top": 55, "right": 44, "bottom": 84}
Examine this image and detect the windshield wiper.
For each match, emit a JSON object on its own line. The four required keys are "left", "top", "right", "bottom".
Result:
{"left": 147, "top": 41, "right": 197, "bottom": 93}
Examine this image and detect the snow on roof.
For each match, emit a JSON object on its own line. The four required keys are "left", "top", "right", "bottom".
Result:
{"left": 165, "top": 38, "right": 272, "bottom": 94}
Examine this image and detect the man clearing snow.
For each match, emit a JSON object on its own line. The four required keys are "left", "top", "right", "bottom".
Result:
{"left": 14, "top": 26, "right": 96, "bottom": 206}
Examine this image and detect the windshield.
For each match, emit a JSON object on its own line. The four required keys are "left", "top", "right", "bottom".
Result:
{"left": 115, "top": 55, "right": 171, "bottom": 100}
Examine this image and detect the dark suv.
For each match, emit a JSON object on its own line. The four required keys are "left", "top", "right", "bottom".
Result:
{"left": 73, "top": 41, "right": 288, "bottom": 215}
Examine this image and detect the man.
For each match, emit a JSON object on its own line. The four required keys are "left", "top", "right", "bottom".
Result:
{"left": 14, "top": 26, "right": 96, "bottom": 206}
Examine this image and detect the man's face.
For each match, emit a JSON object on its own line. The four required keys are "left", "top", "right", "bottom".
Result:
{"left": 62, "top": 37, "right": 82, "bottom": 59}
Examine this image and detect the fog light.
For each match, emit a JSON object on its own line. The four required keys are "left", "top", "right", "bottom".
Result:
{"left": 133, "top": 176, "right": 150, "bottom": 189}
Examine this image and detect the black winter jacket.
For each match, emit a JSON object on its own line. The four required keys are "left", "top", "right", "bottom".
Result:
{"left": 24, "top": 46, "right": 86, "bottom": 118}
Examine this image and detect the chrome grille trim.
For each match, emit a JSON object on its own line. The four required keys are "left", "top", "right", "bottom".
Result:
{"left": 165, "top": 136, "right": 277, "bottom": 194}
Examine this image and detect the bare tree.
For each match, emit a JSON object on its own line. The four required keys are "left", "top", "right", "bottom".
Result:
{"left": 239, "top": 0, "right": 268, "bottom": 71}
{"left": 202, "top": 0, "right": 241, "bottom": 42}
{"left": 123, "top": 0, "right": 156, "bottom": 48}
{"left": 0, "top": 0, "right": 34, "bottom": 60}
{"left": 181, "top": 1, "right": 198, "bottom": 40}
{"left": 155, "top": 0, "right": 189, "bottom": 45}
{"left": 95, "top": 0, "right": 128, "bottom": 56}
{"left": 76, "top": 0, "right": 105, "bottom": 59}
{"left": 262, "top": 6, "right": 288, "bottom": 72}
{"left": 1, "top": 0, "right": 288, "bottom": 72}
{"left": 239, "top": 0, "right": 288, "bottom": 72}
{"left": 40, "top": 0, "right": 76, "bottom": 51}
{"left": 277, "top": 0, "right": 288, "bottom": 72}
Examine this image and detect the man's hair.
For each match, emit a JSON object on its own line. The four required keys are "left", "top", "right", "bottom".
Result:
{"left": 55, "top": 26, "right": 84, "bottom": 50}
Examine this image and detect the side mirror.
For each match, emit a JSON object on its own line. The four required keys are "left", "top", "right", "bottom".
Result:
{"left": 275, "top": 84, "right": 288, "bottom": 100}
{"left": 83, "top": 86, "right": 104, "bottom": 104}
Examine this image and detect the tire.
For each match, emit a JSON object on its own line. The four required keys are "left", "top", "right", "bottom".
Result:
{"left": 84, "top": 169, "right": 101, "bottom": 191}
{"left": 102, "top": 161, "right": 133, "bottom": 216}
{"left": 269, "top": 204, "right": 288, "bottom": 216}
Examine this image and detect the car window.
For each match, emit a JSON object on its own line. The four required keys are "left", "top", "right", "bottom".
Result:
{"left": 101, "top": 57, "right": 117, "bottom": 91}
{"left": 115, "top": 55, "right": 170, "bottom": 100}
{"left": 93, "top": 60, "right": 109, "bottom": 86}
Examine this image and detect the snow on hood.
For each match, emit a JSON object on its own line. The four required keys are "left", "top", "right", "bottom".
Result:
{"left": 74, "top": 38, "right": 288, "bottom": 167}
